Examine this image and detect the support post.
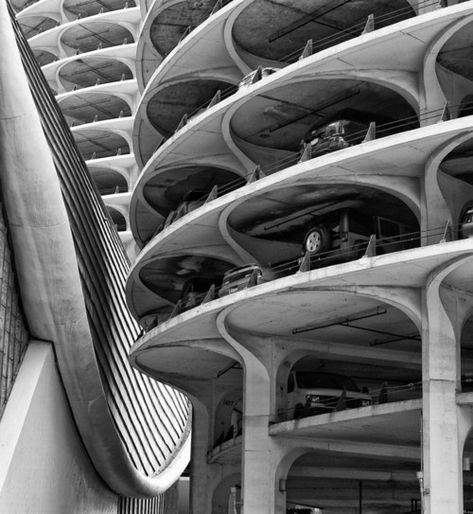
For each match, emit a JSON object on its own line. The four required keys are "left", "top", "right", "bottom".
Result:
{"left": 421, "top": 272, "right": 463, "bottom": 514}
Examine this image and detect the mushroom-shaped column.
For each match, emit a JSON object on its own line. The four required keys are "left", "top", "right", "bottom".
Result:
{"left": 421, "top": 256, "right": 473, "bottom": 513}
{"left": 217, "top": 313, "right": 288, "bottom": 514}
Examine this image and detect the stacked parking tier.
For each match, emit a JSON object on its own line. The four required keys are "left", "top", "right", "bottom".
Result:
{"left": 128, "top": 1, "right": 473, "bottom": 513}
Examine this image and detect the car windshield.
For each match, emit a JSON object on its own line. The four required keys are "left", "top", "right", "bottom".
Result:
{"left": 223, "top": 266, "right": 260, "bottom": 281}
{"left": 295, "top": 372, "right": 359, "bottom": 391}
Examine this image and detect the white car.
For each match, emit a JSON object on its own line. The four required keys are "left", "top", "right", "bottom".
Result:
{"left": 287, "top": 371, "right": 372, "bottom": 418}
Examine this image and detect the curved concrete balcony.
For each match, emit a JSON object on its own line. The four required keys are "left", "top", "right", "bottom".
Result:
{"left": 132, "top": 0, "right": 465, "bottom": 167}
{"left": 87, "top": 154, "right": 137, "bottom": 193}
{"left": 126, "top": 115, "right": 473, "bottom": 316}
{"left": 135, "top": 0, "right": 432, "bottom": 94}
{"left": 60, "top": 94, "right": 134, "bottom": 127}
{"left": 136, "top": 0, "right": 229, "bottom": 91}
{"left": 103, "top": 190, "right": 132, "bottom": 230}
{"left": 73, "top": 121, "right": 133, "bottom": 160}
{"left": 132, "top": 0, "right": 473, "bottom": 206}
{"left": 15, "top": 0, "right": 137, "bottom": 22}
{"left": 18, "top": 7, "right": 140, "bottom": 56}
{"left": 41, "top": 43, "right": 137, "bottom": 93}
{"left": 128, "top": 238, "right": 473, "bottom": 401}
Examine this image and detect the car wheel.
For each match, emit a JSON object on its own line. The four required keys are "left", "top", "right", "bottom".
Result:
{"left": 303, "top": 225, "right": 331, "bottom": 255}
{"left": 294, "top": 403, "right": 305, "bottom": 419}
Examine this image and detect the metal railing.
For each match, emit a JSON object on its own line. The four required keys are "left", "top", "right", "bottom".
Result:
{"left": 149, "top": 99, "right": 468, "bottom": 240}
{"left": 275, "top": 380, "right": 423, "bottom": 422}
{"left": 150, "top": 0, "right": 448, "bottom": 141}
{"left": 280, "top": 0, "right": 443, "bottom": 64}
{"left": 142, "top": 221, "right": 464, "bottom": 332}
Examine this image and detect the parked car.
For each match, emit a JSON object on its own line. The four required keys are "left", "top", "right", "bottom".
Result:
{"left": 287, "top": 371, "right": 372, "bottom": 418}
{"left": 239, "top": 66, "right": 279, "bottom": 89}
{"left": 460, "top": 206, "right": 473, "bottom": 238}
{"left": 302, "top": 207, "right": 415, "bottom": 260}
{"left": 218, "top": 264, "right": 264, "bottom": 297}
{"left": 301, "top": 119, "right": 368, "bottom": 159}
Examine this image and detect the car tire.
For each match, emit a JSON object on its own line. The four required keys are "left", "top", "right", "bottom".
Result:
{"left": 303, "top": 225, "right": 331, "bottom": 255}
{"left": 294, "top": 403, "right": 305, "bottom": 419}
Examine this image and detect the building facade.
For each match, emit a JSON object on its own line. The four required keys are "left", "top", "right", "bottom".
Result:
{"left": 126, "top": 1, "right": 473, "bottom": 513}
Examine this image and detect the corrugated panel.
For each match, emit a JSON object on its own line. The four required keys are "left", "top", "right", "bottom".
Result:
{"left": 118, "top": 495, "right": 164, "bottom": 514}
{"left": 0, "top": 205, "right": 29, "bottom": 420}
{"left": 8, "top": 2, "right": 190, "bottom": 478}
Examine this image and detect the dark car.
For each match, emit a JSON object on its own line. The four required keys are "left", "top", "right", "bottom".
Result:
{"left": 218, "top": 264, "right": 264, "bottom": 297}
{"left": 301, "top": 119, "right": 368, "bottom": 159}
{"left": 302, "top": 207, "right": 414, "bottom": 261}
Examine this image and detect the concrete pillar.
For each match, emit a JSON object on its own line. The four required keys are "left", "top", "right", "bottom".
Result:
{"left": 189, "top": 402, "right": 214, "bottom": 514}
{"left": 240, "top": 360, "right": 278, "bottom": 514}
{"left": 189, "top": 397, "right": 239, "bottom": 514}
{"left": 421, "top": 270, "right": 462, "bottom": 513}
{"left": 216, "top": 319, "right": 288, "bottom": 514}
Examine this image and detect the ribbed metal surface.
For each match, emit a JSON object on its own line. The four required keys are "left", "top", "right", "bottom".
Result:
{"left": 8, "top": 3, "right": 190, "bottom": 478}
{"left": 0, "top": 206, "right": 29, "bottom": 420}
{"left": 118, "top": 495, "right": 165, "bottom": 514}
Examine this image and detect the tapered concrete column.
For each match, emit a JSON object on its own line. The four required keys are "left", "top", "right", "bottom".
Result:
{"left": 190, "top": 401, "right": 214, "bottom": 514}
{"left": 421, "top": 267, "right": 463, "bottom": 513}
{"left": 189, "top": 396, "right": 239, "bottom": 514}
{"left": 217, "top": 316, "right": 287, "bottom": 514}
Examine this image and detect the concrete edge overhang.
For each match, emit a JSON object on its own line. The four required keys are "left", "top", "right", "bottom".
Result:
{"left": 41, "top": 42, "right": 138, "bottom": 77}
{"left": 207, "top": 401, "right": 423, "bottom": 463}
{"left": 70, "top": 115, "right": 134, "bottom": 135}
{"left": 269, "top": 399, "right": 423, "bottom": 437}
{"left": 131, "top": 0, "right": 473, "bottom": 168}
{"left": 0, "top": 5, "right": 190, "bottom": 497}
{"left": 208, "top": 434, "right": 242, "bottom": 463}
{"left": 129, "top": 238, "right": 473, "bottom": 354}
{"left": 56, "top": 78, "right": 138, "bottom": 102}
{"left": 85, "top": 152, "right": 136, "bottom": 167}
{"left": 136, "top": 0, "right": 247, "bottom": 105}
{"left": 125, "top": 114, "right": 473, "bottom": 299}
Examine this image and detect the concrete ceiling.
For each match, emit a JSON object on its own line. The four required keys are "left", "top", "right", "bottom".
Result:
{"left": 33, "top": 48, "right": 56, "bottom": 66}
{"left": 441, "top": 136, "right": 473, "bottom": 184}
{"left": 18, "top": 15, "right": 57, "bottom": 38}
{"left": 232, "top": 0, "right": 415, "bottom": 62}
{"left": 150, "top": 0, "right": 216, "bottom": 57}
{"left": 60, "top": 92, "right": 130, "bottom": 122}
{"left": 59, "top": 57, "right": 132, "bottom": 88}
{"left": 139, "top": 253, "right": 233, "bottom": 303}
{"left": 438, "top": 20, "right": 473, "bottom": 82}
{"left": 63, "top": 0, "right": 137, "bottom": 18}
{"left": 61, "top": 22, "right": 133, "bottom": 51}
{"left": 90, "top": 167, "right": 128, "bottom": 194}
{"left": 146, "top": 79, "right": 234, "bottom": 137}
{"left": 230, "top": 78, "right": 416, "bottom": 151}
{"left": 74, "top": 128, "right": 129, "bottom": 157}
{"left": 143, "top": 165, "right": 243, "bottom": 217}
